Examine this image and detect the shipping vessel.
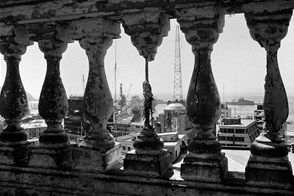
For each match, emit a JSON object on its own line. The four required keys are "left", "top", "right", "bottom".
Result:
{"left": 226, "top": 97, "right": 255, "bottom": 105}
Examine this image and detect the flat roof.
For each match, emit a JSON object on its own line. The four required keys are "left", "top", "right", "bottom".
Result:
{"left": 165, "top": 103, "right": 186, "bottom": 111}
{"left": 158, "top": 131, "right": 178, "bottom": 136}
{"left": 219, "top": 119, "right": 255, "bottom": 128}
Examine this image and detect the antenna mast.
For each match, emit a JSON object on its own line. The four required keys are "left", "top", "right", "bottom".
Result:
{"left": 173, "top": 25, "right": 183, "bottom": 102}
{"left": 82, "top": 74, "right": 85, "bottom": 93}
{"left": 114, "top": 40, "right": 117, "bottom": 131}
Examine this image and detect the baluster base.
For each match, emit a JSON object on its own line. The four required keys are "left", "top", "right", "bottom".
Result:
{"left": 74, "top": 142, "right": 122, "bottom": 172}
{"left": 29, "top": 145, "right": 73, "bottom": 169}
{"left": 124, "top": 149, "right": 174, "bottom": 179}
{"left": 245, "top": 140, "right": 293, "bottom": 188}
{"left": 79, "top": 132, "right": 115, "bottom": 153}
{"left": 0, "top": 143, "right": 30, "bottom": 166}
{"left": 0, "top": 127, "right": 30, "bottom": 166}
{"left": 39, "top": 131, "right": 69, "bottom": 148}
{"left": 181, "top": 152, "right": 228, "bottom": 182}
{"left": 0, "top": 128, "right": 28, "bottom": 145}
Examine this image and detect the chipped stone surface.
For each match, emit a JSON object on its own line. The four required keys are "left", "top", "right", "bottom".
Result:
{"left": 176, "top": 6, "right": 224, "bottom": 141}
{"left": 181, "top": 152, "right": 228, "bottom": 182}
{"left": 243, "top": 0, "right": 293, "bottom": 14}
{"left": 0, "top": 160, "right": 294, "bottom": 195}
{"left": 70, "top": 18, "right": 120, "bottom": 41}
{"left": 78, "top": 22, "right": 120, "bottom": 151}
{"left": 38, "top": 39, "right": 69, "bottom": 147}
{"left": 1, "top": 0, "right": 294, "bottom": 194}
{"left": 74, "top": 142, "right": 122, "bottom": 172}
{"left": 122, "top": 9, "right": 170, "bottom": 61}
{"left": 176, "top": 5, "right": 228, "bottom": 182}
{"left": 246, "top": 155, "right": 293, "bottom": 188}
{"left": 124, "top": 149, "right": 173, "bottom": 178}
{"left": 245, "top": 11, "right": 292, "bottom": 140}
{"left": 0, "top": 33, "right": 31, "bottom": 145}
{"left": 243, "top": 9, "right": 294, "bottom": 188}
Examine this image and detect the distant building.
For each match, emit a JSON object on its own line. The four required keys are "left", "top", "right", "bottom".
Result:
{"left": 22, "top": 119, "right": 47, "bottom": 139}
{"left": 117, "top": 131, "right": 187, "bottom": 163}
{"left": 28, "top": 101, "right": 39, "bottom": 110}
{"left": 254, "top": 104, "right": 265, "bottom": 130}
{"left": 157, "top": 102, "right": 191, "bottom": 134}
{"left": 116, "top": 133, "right": 137, "bottom": 154}
{"left": 158, "top": 132, "right": 187, "bottom": 162}
{"left": 285, "top": 121, "right": 294, "bottom": 148}
{"left": 217, "top": 118, "right": 260, "bottom": 149}
{"left": 0, "top": 115, "right": 5, "bottom": 131}
{"left": 220, "top": 103, "right": 232, "bottom": 119}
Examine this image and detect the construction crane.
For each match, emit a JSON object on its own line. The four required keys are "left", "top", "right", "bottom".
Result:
{"left": 119, "top": 83, "right": 126, "bottom": 108}
{"left": 173, "top": 25, "right": 183, "bottom": 102}
{"left": 126, "top": 84, "right": 132, "bottom": 100}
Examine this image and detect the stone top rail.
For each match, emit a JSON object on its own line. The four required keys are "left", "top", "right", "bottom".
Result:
{"left": 0, "top": 0, "right": 293, "bottom": 26}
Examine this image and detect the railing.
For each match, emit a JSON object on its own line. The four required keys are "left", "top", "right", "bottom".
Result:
{"left": 0, "top": 0, "right": 294, "bottom": 195}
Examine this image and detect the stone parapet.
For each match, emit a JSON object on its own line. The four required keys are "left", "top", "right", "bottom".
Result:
{"left": 1, "top": 0, "right": 294, "bottom": 194}
{"left": 124, "top": 149, "right": 173, "bottom": 178}
{"left": 0, "top": 161, "right": 293, "bottom": 196}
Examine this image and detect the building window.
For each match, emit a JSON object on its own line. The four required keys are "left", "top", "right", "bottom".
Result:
{"left": 235, "top": 137, "right": 244, "bottom": 142}
{"left": 235, "top": 129, "right": 245, "bottom": 134}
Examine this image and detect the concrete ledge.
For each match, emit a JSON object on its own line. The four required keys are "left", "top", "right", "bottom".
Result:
{"left": 28, "top": 143, "right": 122, "bottom": 172}
{"left": 0, "top": 164, "right": 293, "bottom": 196}
{"left": 181, "top": 153, "right": 228, "bottom": 182}
{"left": 73, "top": 142, "right": 122, "bottom": 172}
{"left": 245, "top": 155, "right": 294, "bottom": 188}
{"left": 124, "top": 149, "right": 173, "bottom": 178}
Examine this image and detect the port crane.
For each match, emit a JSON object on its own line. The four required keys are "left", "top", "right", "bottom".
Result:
{"left": 173, "top": 25, "right": 184, "bottom": 102}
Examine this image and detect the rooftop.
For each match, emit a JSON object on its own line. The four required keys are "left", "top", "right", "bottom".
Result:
{"left": 219, "top": 119, "right": 256, "bottom": 128}
{"left": 165, "top": 103, "right": 186, "bottom": 111}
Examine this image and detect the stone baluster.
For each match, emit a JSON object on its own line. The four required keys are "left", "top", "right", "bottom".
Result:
{"left": 244, "top": 8, "right": 293, "bottom": 188}
{"left": 68, "top": 19, "right": 121, "bottom": 172}
{"left": 79, "top": 36, "right": 115, "bottom": 151}
{"left": 176, "top": 5, "right": 228, "bottom": 182}
{"left": 37, "top": 39, "right": 69, "bottom": 147}
{"left": 122, "top": 10, "right": 173, "bottom": 178}
{"left": 0, "top": 27, "right": 32, "bottom": 165}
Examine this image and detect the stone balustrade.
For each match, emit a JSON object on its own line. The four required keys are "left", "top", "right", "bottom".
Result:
{"left": 0, "top": 0, "right": 294, "bottom": 195}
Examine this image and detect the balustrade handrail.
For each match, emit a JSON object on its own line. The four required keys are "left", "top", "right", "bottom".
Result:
{"left": 1, "top": 0, "right": 294, "bottom": 195}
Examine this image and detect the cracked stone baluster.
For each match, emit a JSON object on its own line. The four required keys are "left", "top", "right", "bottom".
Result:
{"left": 176, "top": 5, "right": 228, "bottom": 182}
{"left": 79, "top": 37, "right": 115, "bottom": 152}
{"left": 68, "top": 18, "right": 121, "bottom": 172}
{"left": 122, "top": 10, "right": 173, "bottom": 178}
{"left": 244, "top": 9, "right": 293, "bottom": 188}
{"left": 0, "top": 28, "right": 32, "bottom": 165}
{"left": 38, "top": 39, "right": 69, "bottom": 147}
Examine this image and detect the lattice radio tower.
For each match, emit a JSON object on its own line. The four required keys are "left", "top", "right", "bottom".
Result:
{"left": 173, "top": 25, "right": 183, "bottom": 102}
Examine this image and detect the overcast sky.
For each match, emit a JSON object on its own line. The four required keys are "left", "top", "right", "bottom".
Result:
{"left": 1, "top": 14, "right": 294, "bottom": 101}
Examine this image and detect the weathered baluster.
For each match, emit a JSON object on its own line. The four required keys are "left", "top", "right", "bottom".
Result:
{"left": 69, "top": 19, "right": 121, "bottom": 172}
{"left": 122, "top": 10, "right": 173, "bottom": 178}
{"left": 0, "top": 27, "right": 32, "bottom": 165}
{"left": 244, "top": 7, "right": 293, "bottom": 188}
{"left": 176, "top": 5, "right": 228, "bottom": 182}
{"left": 38, "top": 39, "right": 69, "bottom": 147}
{"left": 79, "top": 37, "right": 115, "bottom": 151}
